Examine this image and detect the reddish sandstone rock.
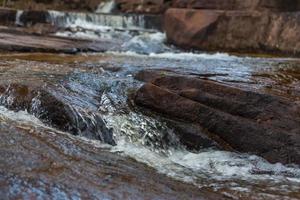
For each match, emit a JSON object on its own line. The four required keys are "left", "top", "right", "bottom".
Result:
{"left": 164, "top": 8, "right": 300, "bottom": 56}
{"left": 5, "top": 0, "right": 104, "bottom": 12}
{"left": 134, "top": 70, "right": 300, "bottom": 164}
{"left": 171, "top": 0, "right": 300, "bottom": 11}
{"left": 0, "top": 27, "right": 119, "bottom": 53}
{"left": 116, "top": 0, "right": 168, "bottom": 13}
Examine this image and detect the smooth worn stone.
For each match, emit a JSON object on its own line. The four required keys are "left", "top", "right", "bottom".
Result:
{"left": 0, "top": 27, "right": 119, "bottom": 53}
{"left": 164, "top": 8, "right": 300, "bottom": 56}
{"left": 171, "top": 0, "right": 300, "bottom": 11}
{"left": 0, "top": 120, "right": 222, "bottom": 199}
{"left": 134, "top": 70, "right": 300, "bottom": 164}
{"left": 0, "top": 84, "right": 116, "bottom": 145}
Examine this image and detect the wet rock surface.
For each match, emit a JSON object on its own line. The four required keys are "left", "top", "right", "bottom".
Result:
{"left": 134, "top": 70, "right": 300, "bottom": 164}
{"left": 0, "top": 53, "right": 299, "bottom": 199}
{"left": 0, "top": 118, "right": 222, "bottom": 199}
{"left": 0, "top": 83, "right": 115, "bottom": 145}
{"left": 0, "top": 27, "right": 119, "bottom": 53}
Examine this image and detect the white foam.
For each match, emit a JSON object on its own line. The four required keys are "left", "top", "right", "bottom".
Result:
{"left": 95, "top": 0, "right": 116, "bottom": 14}
{"left": 0, "top": 106, "right": 43, "bottom": 126}
{"left": 48, "top": 10, "right": 147, "bottom": 31}
{"left": 107, "top": 50, "right": 240, "bottom": 60}
{"left": 149, "top": 52, "right": 239, "bottom": 61}
{"left": 15, "top": 10, "right": 24, "bottom": 26}
{"left": 55, "top": 30, "right": 113, "bottom": 40}
{"left": 121, "top": 32, "right": 169, "bottom": 54}
{"left": 105, "top": 111, "right": 300, "bottom": 194}
{"left": 112, "top": 138, "right": 300, "bottom": 183}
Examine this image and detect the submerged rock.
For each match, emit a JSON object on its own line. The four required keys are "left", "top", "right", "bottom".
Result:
{"left": 0, "top": 84, "right": 116, "bottom": 145}
{"left": 134, "top": 70, "right": 300, "bottom": 164}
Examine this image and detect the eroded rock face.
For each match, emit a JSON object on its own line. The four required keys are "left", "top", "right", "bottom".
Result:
{"left": 164, "top": 8, "right": 300, "bottom": 56}
{"left": 0, "top": 84, "right": 116, "bottom": 145}
{"left": 134, "top": 70, "right": 300, "bottom": 164}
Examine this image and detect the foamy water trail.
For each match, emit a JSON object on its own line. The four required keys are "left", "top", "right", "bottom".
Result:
{"left": 1, "top": 101, "right": 300, "bottom": 199}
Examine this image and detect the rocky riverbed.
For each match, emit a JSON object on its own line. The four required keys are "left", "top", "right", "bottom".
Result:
{"left": 0, "top": 51, "right": 299, "bottom": 199}
{"left": 0, "top": 2, "right": 299, "bottom": 200}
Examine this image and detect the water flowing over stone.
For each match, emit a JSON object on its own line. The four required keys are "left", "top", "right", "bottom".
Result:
{"left": 0, "top": 52, "right": 299, "bottom": 199}
{"left": 47, "top": 10, "right": 161, "bottom": 31}
{"left": 95, "top": 0, "right": 116, "bottom": 13}
{"left": 15, "top": 10, "right": 23, "bottom": 26}
{"left": 0, "top": 5, "right": 300, "bottom": 199}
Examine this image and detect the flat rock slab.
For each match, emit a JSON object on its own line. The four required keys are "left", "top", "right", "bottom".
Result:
{"left": 0, "top": 28, "right": 119, "bottom": 53}
{"left": 134, "top": 70, "right": 300, "bottom": 165}
{"left": 0, "top": 116, "right": 223, "bottom": 200}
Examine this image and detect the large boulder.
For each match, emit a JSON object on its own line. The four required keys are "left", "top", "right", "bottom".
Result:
{"left": 171, "top": 0, "right": 300, "bottom": 11}
{"left": 0, "top": 27, "right": 119, "bottom": 53}
{"left": 134, "top": 70, "right": 300, "bottom": 164}
{"left": 164, "top": 8, "right": 300, "bottom": 56}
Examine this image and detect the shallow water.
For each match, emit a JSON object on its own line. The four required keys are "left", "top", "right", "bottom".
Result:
{"left": 0, "top": 51, "right": 300, "bottom": 199}
{"left": 1, "top": 10, "right": 300, "bottom": 199}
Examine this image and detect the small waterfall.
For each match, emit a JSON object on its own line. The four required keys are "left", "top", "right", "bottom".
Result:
{"left": 47, "top": 10, "right": 162, "bottom": 31}
{"left": 95, "top": 0, "right": 116, "bottom": 13}
{"left": 15, "top": 10, "right": 24, "bottom": 26}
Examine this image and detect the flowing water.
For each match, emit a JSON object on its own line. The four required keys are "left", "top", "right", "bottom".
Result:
{"left": 1, "top": 10, "right": 300, "bottom": 199}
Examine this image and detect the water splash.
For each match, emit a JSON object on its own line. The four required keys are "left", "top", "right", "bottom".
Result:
{"left": 15, "top": 10, "right": 24, "bottom": 26}
{"left": 95, "top": 0, "right": 116, "bottom": 14}
{"left": 48, "top": 10, "right": 147, "bottom": 31}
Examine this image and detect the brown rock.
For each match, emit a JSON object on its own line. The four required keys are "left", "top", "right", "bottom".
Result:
{"left": 5, "top": 0, "right": 104, "bottom": 12}
{"left": 20, "top": 10, "right": 50, "bottom": 26}
{"left": 171, "top": 0, "right": 300, "bottom": 11}
{"left": 134, "top": 71, "right": 300, "bottom": 164}
{"left": 164, "top": 8, "right": 300, "bottom": 56}
{"left": 0, "top": 118, "right": 222, "bottom": 199}
{"left": 0, "top": 8, "right": 16, "bottom": 26}
{"left": 116, "top": 0, "right": 167, "bottom": 14}
{"left": 0, "top": 27, "right": 119, "bottom": 53}
{"left": 0, "top": 84, "right": 116, "bottom": 145}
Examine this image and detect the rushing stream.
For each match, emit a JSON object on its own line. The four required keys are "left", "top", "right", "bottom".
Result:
{"left": 1, "top": 8, "right": 300, "bottom": 200}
